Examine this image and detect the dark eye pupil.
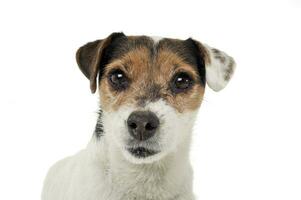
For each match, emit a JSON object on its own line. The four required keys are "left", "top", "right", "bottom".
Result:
{"left": 110, "top": 71, "right": 124, "bottom": 83}
{"left": 177, "top": 77, "right": 188, "bottom": 83}
{"left": 175, "top": 74, "right": 191, "bottom": 89}
{"left": 112, "top": 73, "right": 123, "bottom": 82}
{"left": 109, "top": 70, "right": 128, "bottom": 90}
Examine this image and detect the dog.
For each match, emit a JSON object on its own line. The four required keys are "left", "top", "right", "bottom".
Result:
{"left": 42, "top": 32, "right": 236, "bottom": 200}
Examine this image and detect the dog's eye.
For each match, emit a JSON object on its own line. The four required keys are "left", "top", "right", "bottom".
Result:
{"left": 108, "top": 69, "right": 129, "bottom": 90}
{"left": 171, "top": 72, "right": 194, "bottom": 93}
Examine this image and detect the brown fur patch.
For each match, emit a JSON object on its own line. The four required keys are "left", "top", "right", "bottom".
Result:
{"left": 99, "top": 44, "right": 205, "bottom": 113}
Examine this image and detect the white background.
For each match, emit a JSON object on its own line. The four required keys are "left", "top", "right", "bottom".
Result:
{"left": 0, "top": 0, "right": 300, "bottom": 199}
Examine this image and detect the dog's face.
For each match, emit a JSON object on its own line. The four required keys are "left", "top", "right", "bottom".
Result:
{"left": 76, "top": 33, "right": 235, "bottom": 164}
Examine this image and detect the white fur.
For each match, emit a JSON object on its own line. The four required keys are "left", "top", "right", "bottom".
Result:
{"left": 204, "top": 44, "right": 236, "bottom": 92}
{"left": 151, "top": 36, "right": 163, "bottom": 44}
{"left": 42, "top": 100, "right": 198, "bottom": 200}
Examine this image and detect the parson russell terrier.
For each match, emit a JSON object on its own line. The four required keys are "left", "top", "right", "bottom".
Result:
{"left": 42, "top": 32, "right": 236, "bottom": 200}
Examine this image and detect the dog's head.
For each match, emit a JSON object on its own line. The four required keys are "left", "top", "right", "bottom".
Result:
{"left": 76, "top": 32, "right": 235, "bottom": 164}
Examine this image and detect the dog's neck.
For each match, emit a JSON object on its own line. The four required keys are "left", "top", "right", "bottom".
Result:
{"left": 88, "top": 113, "right": 194, "bottom": 199}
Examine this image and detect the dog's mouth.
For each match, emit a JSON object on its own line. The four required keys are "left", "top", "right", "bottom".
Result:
{"left": 127, "top": 147, "right": 158, "bottom": 158}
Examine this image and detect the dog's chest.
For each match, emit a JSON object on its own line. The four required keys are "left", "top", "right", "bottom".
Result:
{"left": 100, "top": 164, "right": 180, "bottom": 200}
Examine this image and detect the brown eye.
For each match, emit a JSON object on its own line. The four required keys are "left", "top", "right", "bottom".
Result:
{"left": 108, "top": 69, "right": 129, "bottom": 91}
{"left": 171, "top": 72, "right": 194, "bottom": 93}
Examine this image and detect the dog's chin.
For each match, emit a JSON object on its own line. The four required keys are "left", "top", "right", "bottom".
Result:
{"left": 122, "top": 147, "right": 166, "bottom": 164}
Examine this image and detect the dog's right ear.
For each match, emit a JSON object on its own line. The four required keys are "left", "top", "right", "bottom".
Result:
{"left": 76, "top": 32, "right": 126, "bottom": 93}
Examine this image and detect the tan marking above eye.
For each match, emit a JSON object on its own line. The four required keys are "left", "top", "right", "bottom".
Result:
{"left": 104, "top": 61, "right": 129, "bottom": 77}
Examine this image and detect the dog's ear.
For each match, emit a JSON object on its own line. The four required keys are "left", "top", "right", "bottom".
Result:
{"left": 76, "top": 32, "right": 126, "bottom": 93}
{"left": 192, "top": 40, "right": 236, "bottom": 92}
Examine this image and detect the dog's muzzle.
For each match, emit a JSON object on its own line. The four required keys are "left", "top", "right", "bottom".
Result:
{"left": 126, "top": 111, "right": 160, "bottom": 158}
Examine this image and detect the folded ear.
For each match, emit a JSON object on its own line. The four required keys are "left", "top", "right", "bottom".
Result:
{"left": 203, "top": 44, "right": 236, "bottom": 91}
{"left": 76, "top": 32, "right": 126, "bottom": 93}
{"left": 191, "top": 40, "right": 236, "bottom": 92}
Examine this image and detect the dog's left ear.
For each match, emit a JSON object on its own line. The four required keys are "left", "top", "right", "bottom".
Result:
{"left": 192, "top": 40, "right": 236, "bottom": 92}
{"left": 76, "top": 32, "right": 126, "bottom": 93}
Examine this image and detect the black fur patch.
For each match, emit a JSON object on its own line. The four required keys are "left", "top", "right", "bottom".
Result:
{"left": 97, "top": 32, "right": 128, "bottom": 81}
{"left": 94, "top": 110, "right": 104, "bottom": 138}
{"left": 185, "top": 38, "right": 206, "bottom": 86}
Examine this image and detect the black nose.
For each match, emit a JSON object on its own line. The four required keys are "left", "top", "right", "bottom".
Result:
{"left": 127, "top": 111, "right": 159, "bottom": 141}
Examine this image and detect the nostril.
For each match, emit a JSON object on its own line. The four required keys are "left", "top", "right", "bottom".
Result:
{"left": 145, "top": 122, "right": 156, "bottom": 131}
{"left": 129, "top": 122, "right": 137, "bottom": 129}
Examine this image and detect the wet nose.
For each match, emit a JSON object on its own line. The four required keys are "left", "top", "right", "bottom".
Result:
{"left": 127, "top": 111, "right": 159, "bottom": 141}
